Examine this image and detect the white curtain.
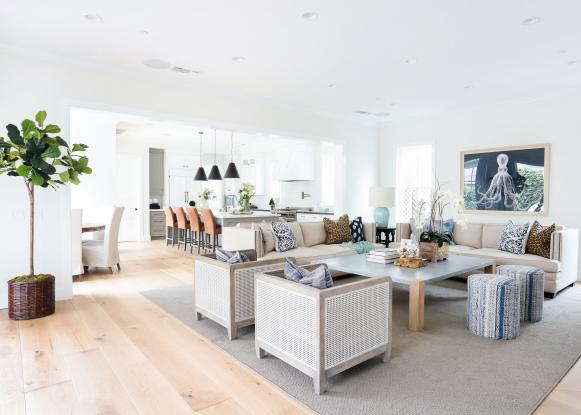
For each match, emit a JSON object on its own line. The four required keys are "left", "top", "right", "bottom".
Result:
{"left": 395, "top": 144, "right": 433, "bottom": 223}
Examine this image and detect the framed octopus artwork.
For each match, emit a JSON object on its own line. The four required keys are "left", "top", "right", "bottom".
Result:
{"left": 460, "top": 144, "right": 550, "bottom": 215}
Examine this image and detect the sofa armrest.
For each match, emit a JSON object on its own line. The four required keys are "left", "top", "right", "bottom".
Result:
{"left": 363, "top": 222, "right": 376, "bottom": 242}
{"left": 396, "top": 223, "right": 411, "bottom": 242}
{"left": 222, "top": 227, "right": 262, "bottom": 257}
{"left": 551, "top": 229, "right": 579, "bottom": 283}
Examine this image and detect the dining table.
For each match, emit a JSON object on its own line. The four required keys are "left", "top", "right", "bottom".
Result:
{"left": 82, "top": 223, "right": 106, "bottom": 233}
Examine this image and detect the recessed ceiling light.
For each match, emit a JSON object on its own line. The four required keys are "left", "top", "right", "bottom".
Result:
{"left": 84, "top": 14, "right": 103, "bottom": 22}
{"left": 354, "top": 110, "right": 371, "bottom": 115}
{"left": 143, "top": 59, "right": 171, "bottom": 70}
{"left": 232, "top": 56, "right": 245, "bottom": 63}
{"left": 404, "top": 58, "right": 418, "bottom": 65}
{"left": 464, "top": 84, "right": 474, "bottom": 89}
{"left": 521, "top": 16, "right": 541, "bottom": 25}
{"left": 327, "top": 83, "right": 336, "bottom": 88}
{"left": 302, "top": 12, "right": 319, "bottom": 21}
{"left": 567, "top": 59, "right": 581, "bottom": 65}
{"left": 390, "top": 102, "right": 398, "bottom": 107}
{"left": 374, "top": 112, "right": 390, "bottom": 117}
{"left": 558, "top": 49, "right": 567, "bottom": 54}
{"left": 140, "top": 30, "right": 149, "bottom": 35}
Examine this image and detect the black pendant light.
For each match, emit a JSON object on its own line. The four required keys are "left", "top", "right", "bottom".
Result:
{"left": 224, "top": 131, "right": 240, "bottom": 179}
{"left": 194, "top": 131, "right": 207, "bottom": 181}
{"left": 208, "top": 129, "right": 222, "bottom": 180}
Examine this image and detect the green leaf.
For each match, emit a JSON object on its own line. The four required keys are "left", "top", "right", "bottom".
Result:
{"left": 44, "top": 124, "right": 61, "bottom": 134}
{"left": 59, "top": 171, "right": 70, "bottom": 182}
{"left": 77, "top": 156, "right": 88, "bottom": 168}
{"left": 30, "top": 170, "right": 44, "bottom": 186}
{"left": 55, "top": 136, "right": 69, "bottom": 148}
{"left": 35, "top": 111, "right": 47, "bottom": 127}
{"left": 72, "top": 143, "right": 87, "bottom": 152}
{"left": 81, "top": 166, "right": 92, "bottom": 174}
{"left": 41, "top": 146, "right": 60, "bottom": 159}
{"left": 6, "top": 124, "right": 24, "bottom": 146}
{"left": 69, "top": 170, "right": 80, "bottom": 185}
{"left": 21, "top": 119, "right": 37, "bottom": 138}
{"left": 16, "top": 164, "right": 31, "bottom": 177}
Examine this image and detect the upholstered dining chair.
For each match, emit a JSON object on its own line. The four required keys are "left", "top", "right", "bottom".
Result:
{"left": 173, "top": 207, "right": 191, "bottom": 251}
{"left": 201, "top": 208, "right": 222, "bottom": 252}
{"left": 164, "top": 207, "right": 178, "bottom": 247}
{"left": 186, "top": 207, "right": 205, "bottom": 254}
{"left": 71, "top": 208, "right": 84, "bottom": 278}
{"left": 82, "top": 206, "right": 124, "bottom": 273}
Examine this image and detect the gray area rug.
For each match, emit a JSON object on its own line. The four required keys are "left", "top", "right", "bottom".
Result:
{"left": 142, "top": 280, "right": 581, "bottom": 415}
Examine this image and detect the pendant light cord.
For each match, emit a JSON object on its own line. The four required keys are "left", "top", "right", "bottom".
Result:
{"left": 213, "top": 129, "right": 217, "bottom": 164}
{"left": 198, "top": 132, "right": 203, "bottom": 164}
{"left": 230, "top": 131, "right": 234, "bottom": 162}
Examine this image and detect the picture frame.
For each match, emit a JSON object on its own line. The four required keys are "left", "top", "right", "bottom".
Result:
{"left": 460, "top": 144, "right": 550, "bottom": 215}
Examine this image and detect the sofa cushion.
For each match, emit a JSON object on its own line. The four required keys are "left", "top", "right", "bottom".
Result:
{"left": 459, "top": 248, "right": 561, "bottom": 273}
{"left": 258, "top": 222, "right": 276, "bottom": 253}
{"left": 454, "top": 222, "right": 483, "bottom": 248}
{"left": 299, "top": 222, "right": 327, "bottom": 247}
{"left": 287, "top": 221, "right": 305, "bottom": 247}
{"left": 448, "top": 245, "right": 477, "bottom": 254}
{"left": 260, "top": 247, "right": 330, "bottom": 262}
{"left": 323, "top": 214, "right": 352, "bottom": 244}
{"left": 481, "top": 224, "right": 506, "bottom": 249}
{"left": 312, "top": 244, "right": 357, "bottom": 257}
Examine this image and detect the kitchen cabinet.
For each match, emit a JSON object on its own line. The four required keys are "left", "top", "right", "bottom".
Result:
{"left": 272, "top": 143, "right": 315, "bottom": 181}
{"left": 149, "top": 148, "right": 164, "bottom": 199}
{"left": 168, "top": 168, "right": 200, "bottom": 206}
{"left": 150, "top": 210, "right": 165, "bottom": 239}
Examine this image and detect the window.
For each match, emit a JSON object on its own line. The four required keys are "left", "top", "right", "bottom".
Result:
{"left": 395, "top": 144, "right": 433, "bottom": 222}
{"left": 320, "top": 143, "right": 336, "bottom": 206}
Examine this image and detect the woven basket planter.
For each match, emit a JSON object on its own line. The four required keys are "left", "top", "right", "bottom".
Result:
{"left": 8, "top": 274, "right": 55, "bottom": 320}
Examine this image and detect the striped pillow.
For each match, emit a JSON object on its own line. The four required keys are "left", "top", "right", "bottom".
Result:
{"left": 215, "top": 248, "right": 250, "bottom": 264}
{"left": 284, "top": 260, "right": 333, "bottom": 289}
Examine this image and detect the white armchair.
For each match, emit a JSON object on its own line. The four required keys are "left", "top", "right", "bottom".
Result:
{"left": 82, "top": 207, "right": 124, "bottom": 273}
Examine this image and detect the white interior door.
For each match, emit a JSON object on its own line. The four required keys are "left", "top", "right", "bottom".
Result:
{"left": 116, "top": 154, "right": 142, "bottom": 242}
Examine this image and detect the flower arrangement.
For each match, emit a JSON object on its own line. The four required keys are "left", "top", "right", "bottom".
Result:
{"left": 238, "top": 182, "right": 255, "bottom": 212}
{"left": 199, "top": 188, "right": 213, "bottom": 200}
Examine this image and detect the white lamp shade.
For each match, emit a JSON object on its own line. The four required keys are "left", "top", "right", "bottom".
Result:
{"left": 369, "top": 186, "right": 395, "bottom": 207}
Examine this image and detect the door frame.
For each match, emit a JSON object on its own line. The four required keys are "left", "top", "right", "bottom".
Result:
{"left": 116, "top": 153, "right": 144, "bottom": 242}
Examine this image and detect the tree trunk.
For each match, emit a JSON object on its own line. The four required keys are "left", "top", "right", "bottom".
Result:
{"left": 27, "top": 180, "right": 34, "bottom": 276}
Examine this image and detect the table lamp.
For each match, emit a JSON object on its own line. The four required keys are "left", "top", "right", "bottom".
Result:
{"left": 369, "top": 186, "right": 395, "bottom": 228}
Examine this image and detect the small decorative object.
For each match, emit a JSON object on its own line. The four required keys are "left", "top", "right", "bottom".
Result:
{"left": 188, "top": 200, "right": 196, "bottom": 207}
{"left": 0, "top": 111, "right": 91, "bottom": 320}
{"left": 198, "top": 188, "right": 213, "bottom": 207}
{"left": 398, "top": 239, "right": 419, "bottom": 258}
{"left": 394, "top": 257, "right": 426, "bottom": 268}
{"left": 238, "top": 182, "right": 255, "bottom": 213}
{"left": 269, "top": 198, "right": 276, "bottom": 211}
{"left": 461, "top": 144, "right": 550, "bottom": 215}
{"left": 369, "top": 186, "right": 395, "bottom": 228}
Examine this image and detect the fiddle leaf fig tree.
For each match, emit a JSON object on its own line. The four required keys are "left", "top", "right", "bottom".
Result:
{"left": 0, "top": 111, "right": 92, "bottom": 276}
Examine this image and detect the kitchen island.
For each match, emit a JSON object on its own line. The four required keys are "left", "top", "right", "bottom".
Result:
{"left": 214, "top": 211, "right": 281, "bottom": 227}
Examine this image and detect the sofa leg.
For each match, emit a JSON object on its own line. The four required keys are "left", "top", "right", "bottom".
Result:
{"left": 227, "top": 326, "right": 238, "bottom": 341}
{"left": 313, "top": 372, "right": 327, "bottom": 395}
{"left": 196, "top": 312, "right": 203, "bottom": 321}
{"left": 256, "top": 345, "right": 266, "bottom": 359}
{"left": 544, "top": 291, "right": 556, "bottom": 299}
{"left": 569, "top": 282, "right": 576, "bottom": 288}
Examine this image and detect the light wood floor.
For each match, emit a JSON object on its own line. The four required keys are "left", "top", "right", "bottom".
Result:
{"left": 0, "top": 240, "right": 578, "bottom": 415}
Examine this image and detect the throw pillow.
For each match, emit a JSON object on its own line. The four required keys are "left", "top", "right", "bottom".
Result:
{"left": 442, "top": 219, "right": 455, "bottom": 245}
{"left": 215, "top": 248, "right": 250, "bottom": 264}
{"left": 497, "top": 220, "right": 531, "bottom": 255}
{"left": 349, "top": 216, "right": 365, "bottom": 242}
{"left": 526, "top": 221, "right": 555, "bottom": 259}
{"left": 284, "top": 260, "right": 333, "bottom": 289}
{"left": 271, "top": 221, "right": 297, "bottom": 252}
{"left": 323, "top": 214, "right": 352, "bottom": 244}
{"left": 258, "top": 222, "right": 276, "bottom": 253}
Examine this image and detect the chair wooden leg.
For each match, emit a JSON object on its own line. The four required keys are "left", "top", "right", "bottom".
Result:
{"left": 117, "top": 263, "right": 121, "bottom": 271}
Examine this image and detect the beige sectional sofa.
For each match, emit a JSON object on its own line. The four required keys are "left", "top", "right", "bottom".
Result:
{"left": 396, "top": 221, "right": 579, "bottom": 296}
{"left": 222, "top": 221, "right": 381, "bottom": 264}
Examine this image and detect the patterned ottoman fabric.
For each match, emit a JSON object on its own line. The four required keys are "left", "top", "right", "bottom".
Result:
{"left": 496, "top": 265, "right": 544, "bottom": 322}
{"left": 467, "top": 274, "right": 521, "bottom": 340}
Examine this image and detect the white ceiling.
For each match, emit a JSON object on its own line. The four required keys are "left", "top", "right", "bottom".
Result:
{"left": 2, "top": 1, "right": 581, "bottom": 122}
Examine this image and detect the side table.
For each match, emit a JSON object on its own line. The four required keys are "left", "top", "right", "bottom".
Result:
{"left": 376, "top": 227, "right": 396, "bottom": 247}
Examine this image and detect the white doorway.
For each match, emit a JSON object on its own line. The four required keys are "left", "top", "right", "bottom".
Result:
{"left": 116, "top": 154, "right": 143, "bottom": 241}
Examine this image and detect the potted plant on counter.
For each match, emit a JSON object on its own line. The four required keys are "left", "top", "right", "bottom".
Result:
{"left": 238, "top": 182, "right": 255, "bottom": 213}
{"left": 0, "top": 111, "right": 91, "bottom": 320}
{"left": 198, "top": 187, "right": 213, "bottom": 208}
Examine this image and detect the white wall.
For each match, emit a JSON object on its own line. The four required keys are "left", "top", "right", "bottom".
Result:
{"left": 380, "top": 92, "right": 581, "bottom": 277}
{"left": 0, "top": 48, "right": 378, "bottom": 308}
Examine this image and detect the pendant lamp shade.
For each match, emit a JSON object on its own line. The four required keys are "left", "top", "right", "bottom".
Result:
{"left": 194, "top": 131, "right": 207, "bottom": 181}
{"left": 208, "top": 129, "right": 222, "bottom": 180}
{"left": 224, "top": 131, "right": 240, "bottom": 179}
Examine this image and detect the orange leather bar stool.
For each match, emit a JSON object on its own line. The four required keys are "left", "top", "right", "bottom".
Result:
{"left": 164, "top": 207, "right": 178, "bottom": 247}
{"left": 173, "top": 207, "right": 191, "bottom": 251}
{"left": 186, "top": 207, "right": 205, "bottom": 254}
{"left": 201, "top": 208, "right": 222, "bottom": 252}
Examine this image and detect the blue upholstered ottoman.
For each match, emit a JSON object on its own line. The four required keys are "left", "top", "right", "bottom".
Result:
{"left": 467, "top": 274, "right": 521, "bottom": 340}
{"left": 496, "top": 265, "right": 544, "bottom": 322}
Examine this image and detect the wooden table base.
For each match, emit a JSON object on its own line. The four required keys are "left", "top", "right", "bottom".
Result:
{"left": 409, "top": 280, "right": 425, "bottom": 332}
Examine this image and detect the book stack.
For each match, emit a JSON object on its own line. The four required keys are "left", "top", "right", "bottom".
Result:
{"left": 366, "top": 248, "right": 400, "bottom": 264}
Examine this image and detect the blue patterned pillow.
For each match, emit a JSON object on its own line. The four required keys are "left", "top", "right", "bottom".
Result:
{"left": 498, "top": 220, "right": 531, "bottom": 255}
{"left": 349, "top": 216, "right": 365, "bottom": 242}
{"left": 284, "top": 260, "right": 333, "bottom": 289}
{"left": 215, "top": 248, "right": 249, "bottom": 264}
{"left": 271, "top": 221, "right": 297, "bottom": 252}
{"left": 443, "top": 219, "right": 455, "bottom": 245}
